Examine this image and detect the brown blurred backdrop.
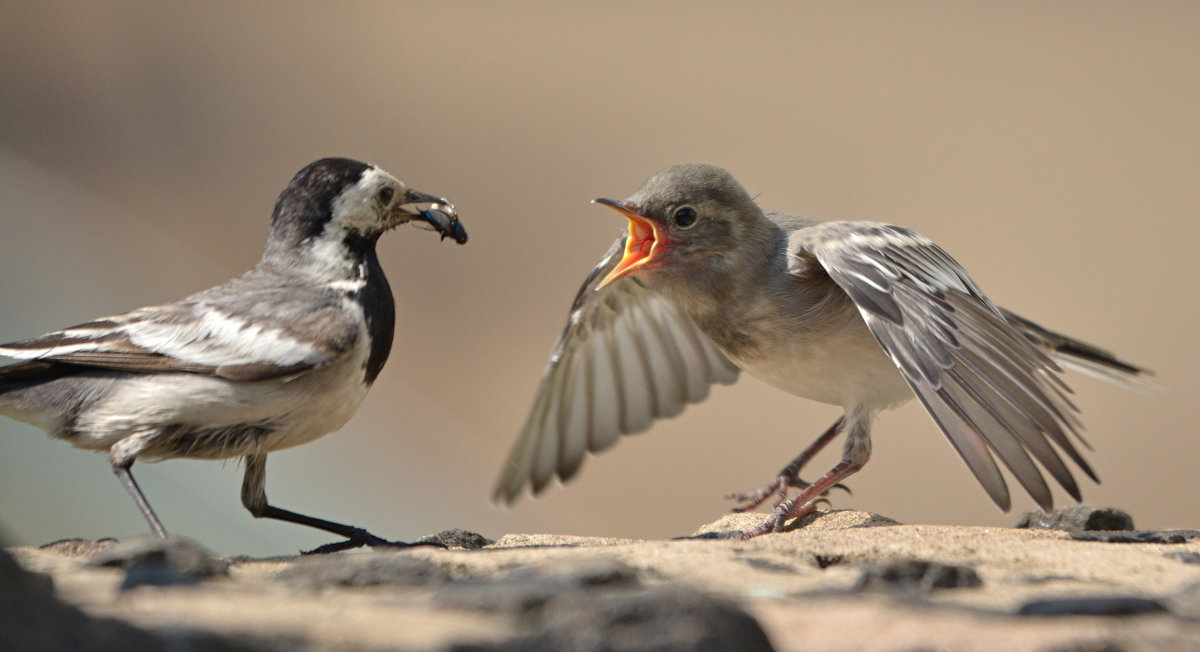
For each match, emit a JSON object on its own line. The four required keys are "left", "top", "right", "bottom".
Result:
{"left": 0, "top": 2, "right": 1196, "bottom": 556}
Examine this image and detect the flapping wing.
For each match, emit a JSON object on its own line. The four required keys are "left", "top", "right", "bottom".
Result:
{"left": 0, "top": 281, "right": 359, "bottom": 382}
{"left": 493, "top": 236, "right": 740, "bottom": 503}
{"left": 790, "top": 221, "right": 1095, "bottom": 512}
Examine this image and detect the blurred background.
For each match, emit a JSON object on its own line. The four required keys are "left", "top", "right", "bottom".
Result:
{"left": 0, "top": 2, "right": 1196, "bottom": 557}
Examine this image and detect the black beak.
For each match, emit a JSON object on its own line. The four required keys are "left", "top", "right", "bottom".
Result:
{"left": 399, "top": 189, "right": 468, "bottom": 245}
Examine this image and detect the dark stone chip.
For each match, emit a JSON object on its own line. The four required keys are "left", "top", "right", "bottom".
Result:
{"left": 274, "top": 552, "right": 449, "bottom": 589}
{"left": 855, "top": 559, "right": 982, "bottom": 592}
{"left": 1069, "top": 530, "right": 1200, "bottom": 544}
{"left": 38, "top": 538, "right": 120, "bottom": 557}
{"left": 1017, "top": 596, "right": 1167, "bottom": 617}
{"left": 743, "top": 557, "right": 798, "bottom": 573}
{"left": 1, "top": 546, "right": 258, "bottom": 651}
{"left": 1164, "top": 551, "right": 1200, "bottom": 564}
{"left": 813, "top": 553, "right": 845, "bottom": 569}
{"left": 86, "top": 537, "right": 229, "bottom": 590}
{"left": 673, "top": 531, "right": 742, "bottom": 540}
{"left": 418, "top": 528, "right": 494, "bottom": 550}
{"left": 436, "top": 558, "right": 640, "bottom": 614}
{"left": 447, "top": 584, "right": 776, "bottom": 652}
{"left": 1014, "top": 505, "right": 1135, "bottom": 532}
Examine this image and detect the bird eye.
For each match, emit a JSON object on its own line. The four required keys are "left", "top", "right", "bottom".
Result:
{"left": 378, "top": 186, "right": 395, "bottom": 205}
{"left": 673, "top": 206, "right": 698, "bottom": 229}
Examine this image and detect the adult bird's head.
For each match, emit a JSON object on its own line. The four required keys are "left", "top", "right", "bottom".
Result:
{"left": 265, "top": 158, "right": 467, "bottom": 262}
{"left": 594, "top": 163, "right": 765, "bottom": 289}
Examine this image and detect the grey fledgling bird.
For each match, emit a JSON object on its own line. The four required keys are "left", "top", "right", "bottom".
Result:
{"left": 0, "top": 157, "right": 467, "bottom": 553}
{"left": 493, "top": 163, "right": 1153, "bottom": 538}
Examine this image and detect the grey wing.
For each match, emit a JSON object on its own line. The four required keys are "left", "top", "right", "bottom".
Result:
{"left": 492, "top": 236, "right": 740, "bottom": 504}
{"left": 791, "top": 222, "right": 1096, "bottom": 512}
{"left": 0, "top": 280, "right": 359, "bottom": 382}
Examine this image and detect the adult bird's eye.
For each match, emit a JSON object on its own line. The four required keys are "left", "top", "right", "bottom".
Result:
{"left": 673, "top": 206, "right": 698, "bottom": 228}
{"left": 378, "top": 186, "right": 395, "bottom": 205}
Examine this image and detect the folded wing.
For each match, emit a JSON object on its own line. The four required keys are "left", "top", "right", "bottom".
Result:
{"left": 790, "top": 222, "right": 1096, "bottom": 511}
{"left": 0, "top": 279, "right": 359, "bottom": 382}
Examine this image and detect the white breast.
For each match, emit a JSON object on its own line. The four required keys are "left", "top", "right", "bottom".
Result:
{"left": 729, "top": 320, "right": 913, "bottom": 411}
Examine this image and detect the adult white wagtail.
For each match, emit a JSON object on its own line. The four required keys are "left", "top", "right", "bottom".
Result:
{"left": 493, "top": 163, "right": 1153, "bottom": 538}
{"left": 0, "top": 157, "right": 467, "bottom": 553}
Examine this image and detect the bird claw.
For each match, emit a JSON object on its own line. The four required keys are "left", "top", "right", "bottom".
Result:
{"left": 740, "top": 497, "right": 827, "bottom": 540}
{"left": 728, "top": 474, "right": 849, "bottom": 513}
{"left": 726, "top": 476, "right": 787, "bottom": 512}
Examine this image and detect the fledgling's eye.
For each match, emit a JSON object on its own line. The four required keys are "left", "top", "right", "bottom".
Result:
{"left": 673, "top": 206, "right": 698, "bottom": 229}
{"left": 377, "top": 186, "right": 395, "bottom": 205}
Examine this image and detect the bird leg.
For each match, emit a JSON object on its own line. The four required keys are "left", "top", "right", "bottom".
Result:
{"left": 727, "top": 417, "right": 847, "bottom": 512}
{"left": 740, "top": 419, "right": 871, "bottom": 539}
{"left": 110, "top": 435, "right": 169, "bottom": 538}
{"left": 113, "top": 463, "right": 169, "bottom": 538}
{"left": 240, "top": 454, "right": 443, "bottom": 554}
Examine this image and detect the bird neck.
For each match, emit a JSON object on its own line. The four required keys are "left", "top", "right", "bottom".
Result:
{"left": 259, "top": 230, "right": 383, "bottom": 289}
{"left": 663, "top": 222, "right": 785, "bottom": 359}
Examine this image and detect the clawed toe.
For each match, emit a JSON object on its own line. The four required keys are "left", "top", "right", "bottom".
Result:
{"left": 726, "top": 476, "right": 788, "bottom": 513}
{"left": 739, "top": 498, "right": 825, "bottom": 540}
{"left": 728, "top": 475, "right": 849, "bottom": 514}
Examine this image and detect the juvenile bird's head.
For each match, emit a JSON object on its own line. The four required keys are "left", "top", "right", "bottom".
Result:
{"left": 595, "top": 164, "right": 768, "bottom": 290}
{"left": 264, "top": 158, "right": 466, "bottom": 266}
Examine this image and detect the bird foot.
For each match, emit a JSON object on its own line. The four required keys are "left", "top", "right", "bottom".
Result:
{"left": 727, "top": 474, "right": 850, "bottom": 513}
{"left": 301, "top": 531, "right": 447, "bottom": 555}
{"left": 726, "top": 475, "right": 789, "bottom": 512}
{"left": 739, "top": 497, "right": 829, "bottom": 540}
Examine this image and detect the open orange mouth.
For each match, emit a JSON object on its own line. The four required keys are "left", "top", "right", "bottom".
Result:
{"left": 594, "top": 199, "right": 663, "bottom": 289}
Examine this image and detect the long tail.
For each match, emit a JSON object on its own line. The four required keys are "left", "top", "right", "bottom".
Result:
{"left": 1000, "top": 308, "right": 1158, "bottom": 395}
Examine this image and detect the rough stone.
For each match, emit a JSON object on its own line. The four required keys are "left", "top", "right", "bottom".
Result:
{"left": 86, "top": 536, "right": 229, "bottom": 590}
{"left": 1165, "top": 551, "right": 1200, "bottom": 565}
{"left": 6, "top": 511, "right": 1200, "bottom": 651}
{"left": 1070, "top": 530, "right": 1200, "bottom": 544}
{"left": 274, "top": 551, "right": 449, "bottom": 589}
{"left": 419, "top": 528, "right": 495, "bottom": 550}
{"left": 1015, "top": 505, "right": 1135, "bottom": 532}
{"left": 1017, "top": 596, "right": 1168, "bottom": 617}
{"left": 855, "top": 559, "right": 983, "bottom": 592}
{"left": 0, "top": 545, "right": 254, "bottom": 651}
{"left": 449, "top": 585, "right": 776, "bottom": 652}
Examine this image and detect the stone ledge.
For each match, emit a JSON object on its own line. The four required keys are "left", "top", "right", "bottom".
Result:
{"left": 5, "top": 509, "right": 1200, "bottom": 651}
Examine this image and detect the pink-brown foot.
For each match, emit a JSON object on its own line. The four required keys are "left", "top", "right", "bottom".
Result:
{"left": 726, "top": 475, "right": 790, "bottom": 513}
{"left": 727, "top": 476, "right": 850, "bottom": 513}
{"left": 739, "top": 497, "right": 827, "bottom": 540}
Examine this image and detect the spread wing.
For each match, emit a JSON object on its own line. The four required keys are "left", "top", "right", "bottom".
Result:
{"left": 0, "top": 275, "right": 360, "bottom": 382}
{"left": 493, "top": 236, "right": 740, "bottom": 503}
{"left": 790, "top": 221, "right": 1096, "bottom": 511}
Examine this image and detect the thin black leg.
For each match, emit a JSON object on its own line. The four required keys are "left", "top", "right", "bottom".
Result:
{"left": 113, "top": 463, "right": 168, "bottom": 538}
{"left": 241, "top": 454, "right": 444, "bottom": 554}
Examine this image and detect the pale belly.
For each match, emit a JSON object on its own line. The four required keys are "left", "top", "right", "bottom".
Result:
{"left": 727, "top": 323, "right": 914, "bottom": 411}
{"left": 72, "top": 347, "right": 372, "bottom": 460}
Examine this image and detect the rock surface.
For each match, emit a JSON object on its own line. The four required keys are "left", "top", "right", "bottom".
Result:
{"left": 7, "top": 509, "right": 1200, "bottom": 651}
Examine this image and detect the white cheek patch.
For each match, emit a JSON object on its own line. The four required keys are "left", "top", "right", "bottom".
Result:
{"left": 329, "top": 166, "right": 404, "bottom": 233}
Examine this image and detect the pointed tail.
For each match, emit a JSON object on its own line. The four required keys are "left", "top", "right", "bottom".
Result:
{"left": 1000, "top": 308, "right": 1159, "bottom": 395}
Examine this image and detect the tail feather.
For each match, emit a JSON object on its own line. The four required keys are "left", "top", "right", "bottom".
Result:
{"left": 1000, "top": 308, "right": 1158, "bottom": 395}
